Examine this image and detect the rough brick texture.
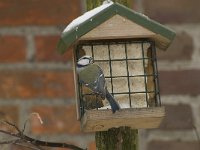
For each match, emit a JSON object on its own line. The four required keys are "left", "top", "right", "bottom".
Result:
{"left": 160, "top": 104, "right": 193, "bottom": 130}
{"left": 0, "top": 0, "right": 199, "bottom": 149}
{"left": 10, "top": 145, "right": 30, "bottom": 150}
{"left": 0, "top": 0, "right": 81, "bottom": 26}
{"left": 35, "top": 35, "right": 73, "bottom": 62}
{"left": 0, "top": 106, "right": 19, "bottom": 132}
{"left": 0, "top": 71, "right": 75, "bottom": 99}
{"left": 31, "top": 105, "right": 80, "bottom": 134}
{"left": 88, "top": 142, "right": 96, "bottom": 150}
{"left": 148, "top": 141, "right": 200, "bottom": 150}
{"left": 0, "top": 106, "right": 18, "bottom": 123}
{"left": 157, "top": 31, "right": 194, "bottom": 61}
{"left": 159, "top": 70, "right": 200, "bottom": 96}
{"left": 0, "top": 36, "right": 26, "bottom": 63}
{"left": 143, "top": 0, "right": 200, "bottom": 23}
{"left": 55, "top": 148, "right": 76, "bottom": 150}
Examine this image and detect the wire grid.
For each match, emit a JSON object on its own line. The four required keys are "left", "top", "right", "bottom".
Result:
{"left": 76, "top": 39, "right": 161, "bottom": 117}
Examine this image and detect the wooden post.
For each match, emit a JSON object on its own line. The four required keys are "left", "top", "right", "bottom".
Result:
{"left": 95, "top": 127, "right": 138, "bottom": 150}
{"left": 85, "top": 0, "right": 138, "bottom": 150}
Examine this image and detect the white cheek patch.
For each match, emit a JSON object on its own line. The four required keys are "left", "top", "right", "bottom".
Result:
{"left": 78, "top": 58, "right": 90, "bottom": 65}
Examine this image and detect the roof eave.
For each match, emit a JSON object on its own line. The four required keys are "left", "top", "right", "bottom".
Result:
{"left": 114, "top": 3, "right": 176, "bottom": 50}
{"left": 57, "top": 3, "right": 176, "bottom": 54}
{"left": 57, "top": 4, "right": 116, "bottom": 54}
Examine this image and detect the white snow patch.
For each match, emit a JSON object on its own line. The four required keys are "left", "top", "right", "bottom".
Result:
{"left": 103, "top": 0, "right": 113, "bottom": 4}
{"left": 63, "top": 1, "right": 113, "bottom": 33}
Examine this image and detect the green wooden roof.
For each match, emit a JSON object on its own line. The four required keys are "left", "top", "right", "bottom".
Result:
{"left": 57, "top": 3, "right": 175, "bottom": 54}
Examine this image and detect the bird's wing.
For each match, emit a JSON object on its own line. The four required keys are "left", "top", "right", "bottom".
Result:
{"left": 78, "top": 64, "right": 106, "bottom": 97}
{"left": 95, "top": 68, "right": 106, "bottom": 97}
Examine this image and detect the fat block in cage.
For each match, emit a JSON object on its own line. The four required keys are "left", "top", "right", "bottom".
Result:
{"left": 57, "top": 2, "right": 176, "bottom": 132}
{"left": 80, "top": 42, "right": 151, "bottom": 109}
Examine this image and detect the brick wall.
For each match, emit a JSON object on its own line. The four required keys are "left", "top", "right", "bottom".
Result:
{"left": 139, "top": 0, "right": 200, "bottom": 150}
{"left": 0, "top": 0, "right": 199, "bottom": 150}
{"left": 0, "top": 0, "right": 91, "bottom": 149}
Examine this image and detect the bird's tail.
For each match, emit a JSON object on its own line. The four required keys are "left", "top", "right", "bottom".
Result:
{"left": 105, "top": 89, "right": 120, "bottom": 113}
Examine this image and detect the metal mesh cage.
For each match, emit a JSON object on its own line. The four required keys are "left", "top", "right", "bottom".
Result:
{"left": 75, "top": 39, "right": 161, "bottom": 118}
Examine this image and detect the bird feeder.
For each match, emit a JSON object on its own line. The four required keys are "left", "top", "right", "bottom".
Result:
{"left": 57, "top": 2, "right": 175, "bottom": 132}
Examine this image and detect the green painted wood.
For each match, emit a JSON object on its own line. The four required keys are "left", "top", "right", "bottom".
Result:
{"left": 57, "top": 3, "right": 116, "bottom": 54}
{"left": 57, "top": 2, "right": 175, "bottom": 54}
{"left": 114, "top": 3, "right": 175, "bottom": 42}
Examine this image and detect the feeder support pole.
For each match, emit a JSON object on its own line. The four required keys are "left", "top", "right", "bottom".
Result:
{"left": 85, "top": 0, "right": 138, "bottom": 150}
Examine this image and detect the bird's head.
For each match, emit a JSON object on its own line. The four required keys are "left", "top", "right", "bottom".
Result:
{"left": 77, "top": 55, "right": 94, "bottom": 67}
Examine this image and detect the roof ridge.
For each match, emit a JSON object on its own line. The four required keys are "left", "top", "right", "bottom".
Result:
{"left": 57, "top": 3, "right": 175, "bottom": 54}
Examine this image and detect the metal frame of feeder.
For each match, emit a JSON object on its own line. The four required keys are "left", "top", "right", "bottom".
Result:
{"left": 75, "top": 38, "right": 161, "bottom": 118}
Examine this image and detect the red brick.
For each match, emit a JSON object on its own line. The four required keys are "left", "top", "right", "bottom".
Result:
{"left": 35, "top": 35, "right": 73, "bottom": 62}
{"left": 143, "top": 0, "right": 200, "bottom": 23}
{"left": 0, "top": 36, "right": 26, "bottom": 63}
{"left": 148, "top": 141, "right": 200, "bottom": 150}
{"left": 0, "top": 106, "right": 19, "bottom": 132}
{"left": 157, "top": 31, "right": 194, "bottom": 61}
{"left": 10, "top": 145, "right": 30, "bottom": 150}
{"left": 160, "top": 104, "right": 193, "bottom": 130}
{"left": 55, "top": 148, "right": 76, "bottom": 150}
{"left": 0, "top": 0, "right": 81, "bottom": 26}
{"left": 0, "top": 70, "right": 75, "bottom": 99}
{"left": 159, "top": 70, "right": 200, "bottom": 96}
{"left": 31, "top": 105, "right": 80, "bottom": 134}
{"left": 54, "top": 148, "right": 72, "bottom": 150}
{"left": 88, "top": 141, "right": 96, "bottom": 150}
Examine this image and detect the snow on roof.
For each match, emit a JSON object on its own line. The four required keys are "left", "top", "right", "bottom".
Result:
{"left": 63, "top": 1, "right": 114, "bottom": 33}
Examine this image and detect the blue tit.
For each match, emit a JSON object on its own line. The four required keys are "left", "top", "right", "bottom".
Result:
{"left": 77, "top": 55, "right": 120, "bottom": 113}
